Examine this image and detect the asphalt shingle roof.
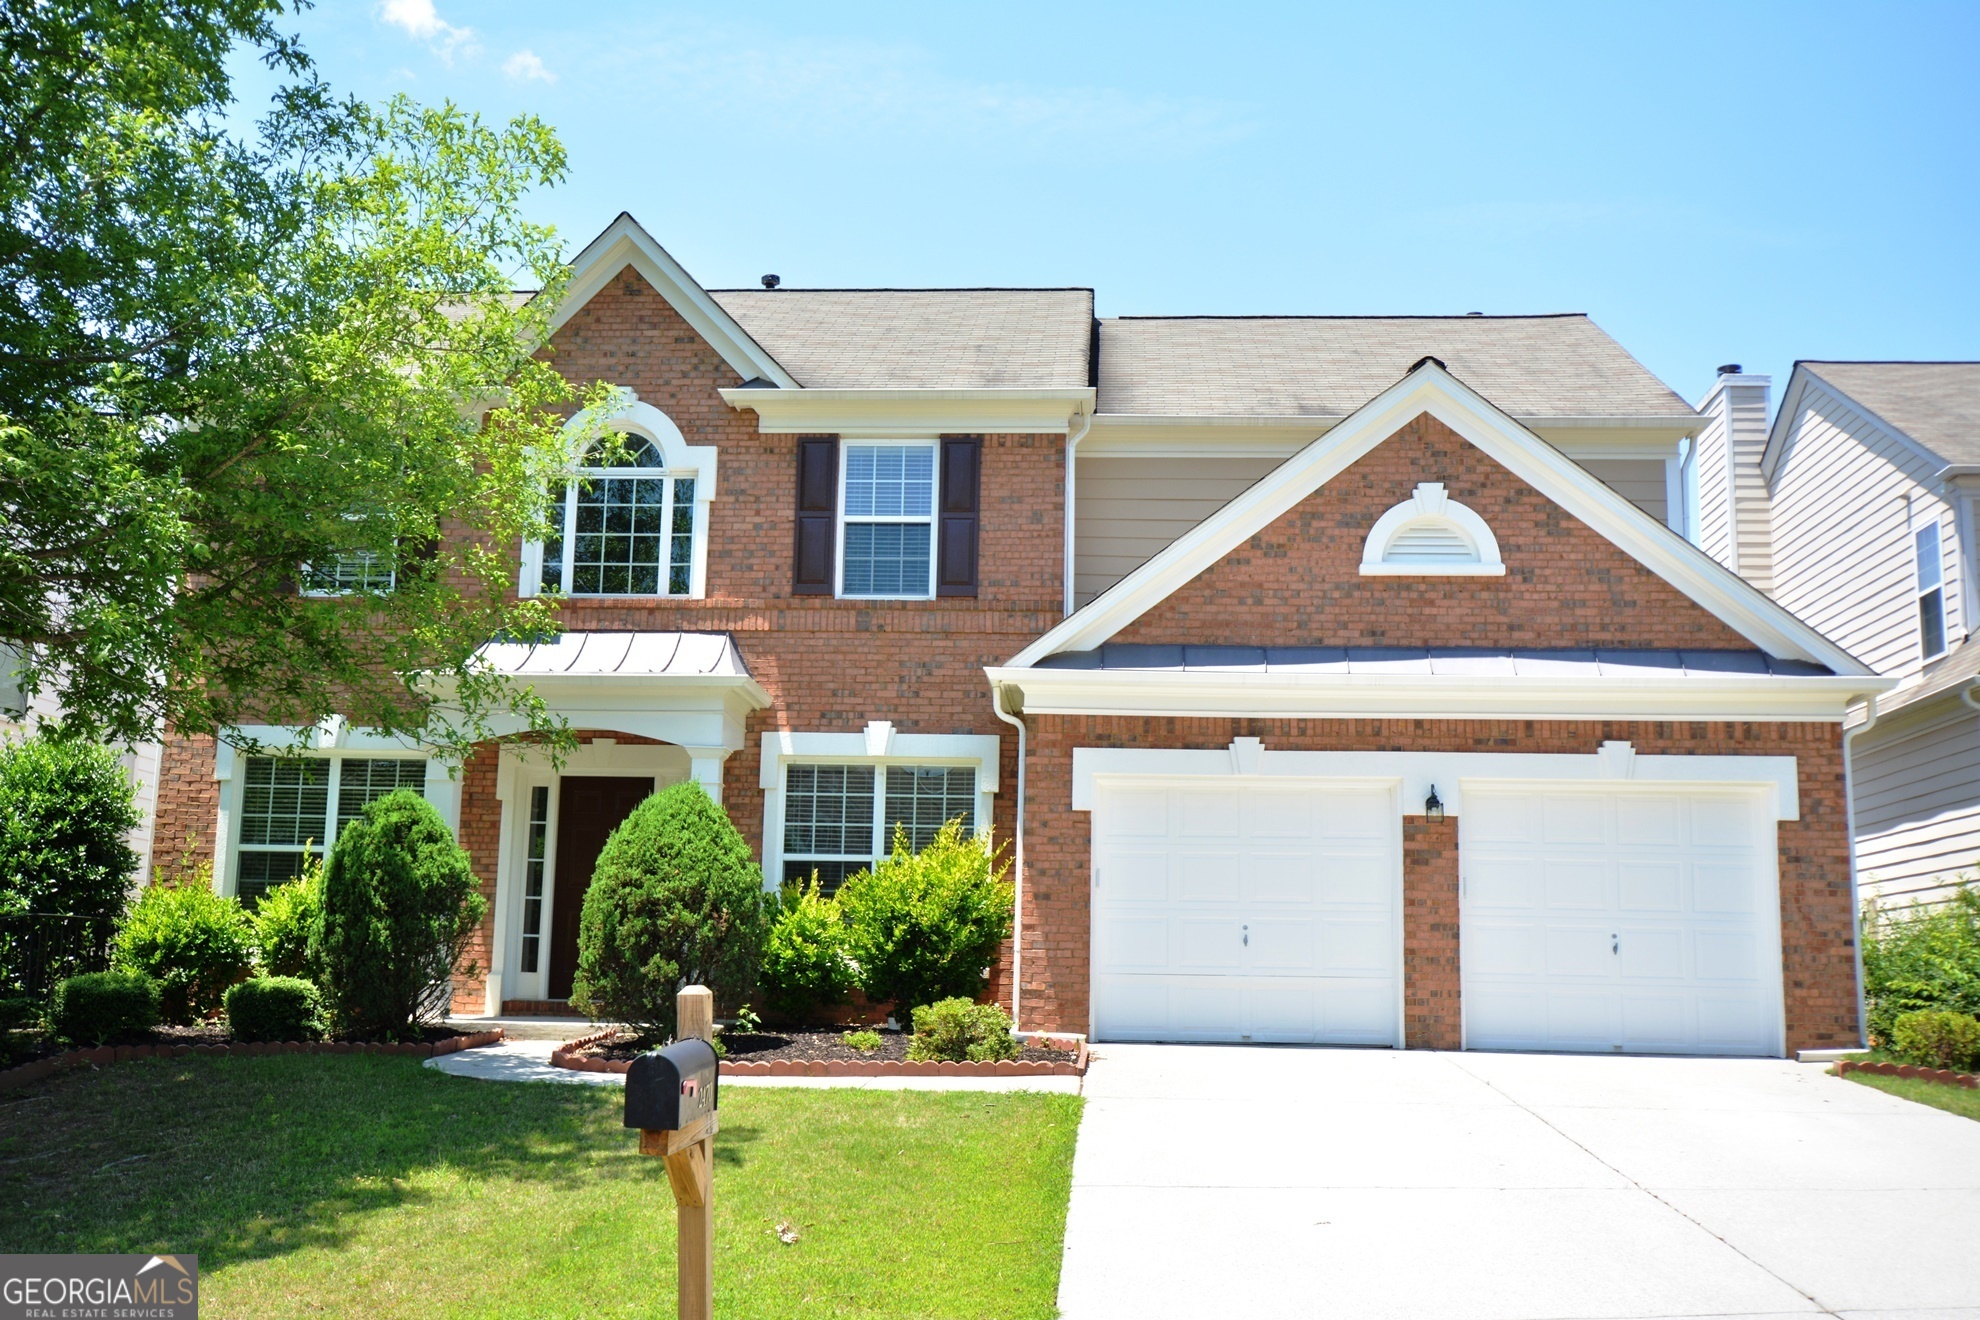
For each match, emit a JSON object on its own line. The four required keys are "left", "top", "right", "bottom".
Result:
{"left": 1801, "top": 362, "right": 1980, "bottom": 466}
{"left": 1096, "top": 314, "right": 1697, "bottom": 420}
{"left": 710, "top": 288, "right": 1094, "bottom": 389}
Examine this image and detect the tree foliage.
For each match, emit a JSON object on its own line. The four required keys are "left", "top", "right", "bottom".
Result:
{"left": 0, "top": 1, "right": 602, "bottom": 755}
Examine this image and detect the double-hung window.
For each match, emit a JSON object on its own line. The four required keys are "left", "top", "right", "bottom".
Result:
{"left": 1917, "top": 522, "right": 1948, "bottom": 660}
{"left": 542, "top": 435, "right": 697, "bottom": 596}
{"left": 235, "top": 755, "right": 427, "bottom": 902}
{"left": 302, "top": 551, "right": 396, "bottom": 596}
{"left": 781, "top": 763, "right": 977, "bottom": 891}
{"left": 839, "top": 442, "right": 936, "bottom": 598}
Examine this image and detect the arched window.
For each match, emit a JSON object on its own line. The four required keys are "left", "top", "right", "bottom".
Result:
{"left": 522, "top": 396, "right": 718, "bottom": 598}
{"left": 1360, "top": 482, "right": 1505, "bottom": 576}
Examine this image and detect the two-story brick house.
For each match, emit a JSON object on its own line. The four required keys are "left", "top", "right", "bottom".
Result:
{"left": 151, "top": 215, "right": 1888, "bottom": 1055}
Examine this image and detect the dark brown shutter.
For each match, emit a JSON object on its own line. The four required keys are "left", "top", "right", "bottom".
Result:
{"left": 937, "top": 436, "right": 981, "bottom": 597}
{"left": 792, "top": 435, "right": 838, "bottom": 595}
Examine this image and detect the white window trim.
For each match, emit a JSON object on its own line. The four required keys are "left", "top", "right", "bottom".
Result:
{"left": 519, "top": 395, "right": 717, "bottom": 600}
{"left": 758, "top": 723, "right": 1001, "bottom": 892}
{"left": 1359, "top": 482, "right": 1506, "bottom": 577}
{"left": 1070, "top": 738, "right": 1799, "bottom": 820}
{"left": 210, "top": 721, "right": 454, "bottom": 899}
{"left": 1914, "top": 514, "right": 1949, "bottom": 662}
{"left": 300, "top": 549, "right": 397, "bottom": 598}
{"left": 836, "top": 439, "right": 939, "bottom": 600}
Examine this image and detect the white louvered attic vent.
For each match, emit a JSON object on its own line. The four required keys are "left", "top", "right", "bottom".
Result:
{"left": 1384, "top": 520, "right": 1477, "bottom": 562}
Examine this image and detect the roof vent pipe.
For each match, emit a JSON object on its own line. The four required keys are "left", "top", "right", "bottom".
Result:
{"left": 1717, "top": 363, "right": 1742, "bottom": 375}
{"left": 760, "top": 274, "right": 781, "bottom": 289}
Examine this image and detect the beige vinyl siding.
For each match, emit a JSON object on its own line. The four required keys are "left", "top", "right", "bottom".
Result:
{"left": 1768, "top": 384, "right": 1962, "bottom": 679}
{"left": 1074, "top": 455, "right": 1280, "bottom": 606}
{"left": 1855, "top": 706, "right": 1980, "bottom": 906}
{"left": 1689, "top": 379, "right": 1773, "bottom": 588}
{"left": 1692, "top": 406, "right": 1734, "bottom": 567}
{"left": 1578, "top": 459, "right": 1669, "bottom": 525}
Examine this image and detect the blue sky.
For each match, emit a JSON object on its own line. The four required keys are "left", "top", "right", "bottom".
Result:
{"left": 240, "top": 1, "right": 1978, "bottom": 403}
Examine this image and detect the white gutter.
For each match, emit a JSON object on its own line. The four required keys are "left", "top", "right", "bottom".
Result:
{"left": 1842, "top": 693, "right": 1883, "bottom": 1049}
{"left": 1063, "top": 407, "right": 1092, "bottom": 617}
{"left": 989, "top": 681, "right": 1027, "bottom": 1031}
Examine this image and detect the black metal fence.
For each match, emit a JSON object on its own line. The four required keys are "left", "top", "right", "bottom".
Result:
{"left": 0, "top": 912, "right": 117, "bottom": 998}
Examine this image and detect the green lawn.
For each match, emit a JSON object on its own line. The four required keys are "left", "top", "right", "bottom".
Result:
{"left": 0, "top": 1055, "right": 1082, "bottom": 1319}
{"left": 1843, "top": 1069, "right": 1980, "bottom": 1122}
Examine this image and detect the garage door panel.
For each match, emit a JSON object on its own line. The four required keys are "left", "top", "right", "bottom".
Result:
{"left": 1092, "top": 976, "right": 1172, "bottom": 1035}
{"left": 1319, "top": 791, "right": 1395, "bottom": 840}
{"left": 1175, "top": 851, "right": 1236, "bottom": 902}
{"left": 1321, "top": 983, "right": 1399, "bottom": 1041}
{"left": 1246, "top": 984, "right": 1316, "bottom": 1039}
{"left": 1249, "top": 918, "right": 1317, "bottom": 971}
{"left": 1107, "top": 790, "right": 1172, "bottom": 839}
{"left": 1171, "top": 982, "right": 1243, "bottom": 1036}
{"left": 1179, "top": 794, "right": 1241, "bottom": 839}
{"left": 1178, "top": 918, "right": 1242, "bottom": 969}
{"left": 1100, "top": 917, "right": 1170, "bottom": 971}
{"left": 1248, "top": 851, "right": 1318, "bottom": 905}
{"left": 1319, "top": 851, "right": 1393, "bottom": 905}
{"left": 1463, "top": 786, "right": 1781, "bottom": 1057}
{"left": 1246, "top": 790, "right": 1317, "bottom": 839}
{"left": 1107, "top": 850, "right": 1172, "bottom": 904}
{"left": 1319, "top": 915, "right": 1391, "bottom": 974}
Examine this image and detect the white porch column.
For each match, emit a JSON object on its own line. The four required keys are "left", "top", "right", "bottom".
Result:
{"left": 685, "top": 747, "right": 729, "bottom": 804}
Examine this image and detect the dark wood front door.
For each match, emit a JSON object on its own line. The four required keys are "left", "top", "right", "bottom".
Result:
{"left": 548, "top": 776, "right": 654, "bottom": 999}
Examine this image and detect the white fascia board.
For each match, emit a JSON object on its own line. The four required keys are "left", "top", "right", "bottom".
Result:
{"left": 1070, "top": 744, "right": 1801, "bottom": 819}
{"left": 1003, "top": 360, "right": 1875, "bottom": 674}
{"left": 721, "top": 387, "right": 1095, "bottom": 437}
{"left": 1522, "top": 414, "right": 1707, "bottom": 434}
{"left": 1759, "top": 365, "right": 1813, "bottom": 480}
{"left": 553, "top": 215, "right": 798, "bottom": 388}
{"left": 757, "top": 729, "right": 1003, "bottom": 791}
{"left": 988, "top": 667, "right": 1892, "bottom": 722}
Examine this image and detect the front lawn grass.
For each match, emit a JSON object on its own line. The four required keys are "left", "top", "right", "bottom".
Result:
{"left": 0, "top": 1055, "right": 1082, "bottom": 1318}
{"left": 1843, "top": 1069, "right": 1980, "bottom": 1123}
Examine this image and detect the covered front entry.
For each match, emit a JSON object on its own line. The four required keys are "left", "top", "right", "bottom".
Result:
{"left": 1460, "top": 784, "right": 1784, "bottom": 1056}
{"left": 546, "top": 775, "right": 653, "bottom": 998}
{"left": 1089, "top": 779, "right": 1402, "bottom": 1045}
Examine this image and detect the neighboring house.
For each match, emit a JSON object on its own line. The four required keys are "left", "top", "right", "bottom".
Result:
{"left": 1694, "top": 361, "right": 1980, "bottom": 908}
{"left": 150, "top": 214, "right": 1889, "bottom": 1055}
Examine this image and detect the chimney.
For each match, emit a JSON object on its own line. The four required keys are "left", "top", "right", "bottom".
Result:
{"left": 1691, "top": 366, "right": 1774, "bottom": 593}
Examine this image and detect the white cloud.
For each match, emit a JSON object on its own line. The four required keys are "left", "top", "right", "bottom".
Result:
{"left": 378, "top": 0, "right": 478, "bottom": 63}
{"left": 503, "top": 49, "right": 555, "bottom": 83}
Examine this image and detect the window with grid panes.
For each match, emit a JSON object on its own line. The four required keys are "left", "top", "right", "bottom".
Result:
{"left": 840, "top": 443, "right": 935, "bottom": 597}
{"left": 520, "top": 786, "right": 550, "bottom": 974}
{"left": 234, "top": 755, "right": 427, "bottom": 903}
{"left": 780, "top": 763, "right": 976, "bottom": 892}
{"left": 541, "top": 434, "right": 696, "bottom": 596}
{"left": 302, "top": 550, "right": 395, "bottom": 596}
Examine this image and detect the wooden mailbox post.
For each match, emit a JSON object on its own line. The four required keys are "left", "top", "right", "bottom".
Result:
{"left": 628, "top": 984, "right": 719, "bottom": 1320}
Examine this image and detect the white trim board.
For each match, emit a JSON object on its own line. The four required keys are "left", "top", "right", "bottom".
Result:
{"left": 1002, "top": 359, "right": 1875, "bottom": 675}
{"left": 720, "top": 386, "right": 1094, "bottom": 438}
{"left": 1070, "top": 740, "right": 1801, "bottom": 820}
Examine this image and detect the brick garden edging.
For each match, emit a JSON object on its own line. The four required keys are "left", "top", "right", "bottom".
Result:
{"left": 1834, "top": 1059, "right": 1980, "bottom": 1090}
{"left": 0, "top": 1028, "right": 506, "bottom": 1093}
{"left": 550, "top": 1028, "right": 1089, "bottom": 1078}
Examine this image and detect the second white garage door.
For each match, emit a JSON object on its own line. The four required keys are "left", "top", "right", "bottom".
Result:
{"left": 1090, "top": 780, "right": 1401, "bottom": 1045}
{"left": 1461, "top": 785, "right": 1783, "bottom": 1056}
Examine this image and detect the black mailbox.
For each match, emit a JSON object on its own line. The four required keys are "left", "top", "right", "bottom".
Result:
{"left": 624, "top": 1038, "right": 719, "bottom": 1131}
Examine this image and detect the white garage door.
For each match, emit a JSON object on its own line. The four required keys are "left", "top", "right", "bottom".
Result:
{"left": 1461, "top": 785, "right": 1782, "bottom": 1056}
{"left": 1090, "top": 780, "right": 1400, "bottom": 1045}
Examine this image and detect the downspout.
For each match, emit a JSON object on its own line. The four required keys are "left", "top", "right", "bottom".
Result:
{"left": 1063, "top": 408, "right": 1092, "bottom": 617}
{"left": 991, "top": 681, "right": 1027, "bottom": 1030}
{"left": 1840, "top": 693, "right": 1881, "bottom": 1050}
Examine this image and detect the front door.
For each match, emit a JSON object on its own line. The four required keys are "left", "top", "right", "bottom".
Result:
{"left": 548, "top": 776, "right": 654, "bottom": 1000}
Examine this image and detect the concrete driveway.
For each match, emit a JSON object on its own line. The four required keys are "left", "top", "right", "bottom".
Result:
{"left": 1058, "top": 1045, "right": 1980, "bottom": 1320}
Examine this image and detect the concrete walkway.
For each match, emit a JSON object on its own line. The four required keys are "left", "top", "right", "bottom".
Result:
{"left": 1058, "top": 1044, "right": 1980, "bottom": 1320}
{"left": 424, "top": 1038, "right": 1082, "bottom": 1092}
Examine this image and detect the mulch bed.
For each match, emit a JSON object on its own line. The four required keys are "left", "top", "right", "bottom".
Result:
{"left": 573, "top": 1027, "right": 1080, "bottom": 1066}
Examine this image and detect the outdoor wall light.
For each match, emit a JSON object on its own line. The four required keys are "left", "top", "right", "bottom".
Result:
{"left": 1425, "top": 786, "right": 1445, "bottom": 823}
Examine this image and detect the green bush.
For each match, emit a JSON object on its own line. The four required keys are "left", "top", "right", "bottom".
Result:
{"left": 51, "top": 969, "right": 159, "bottom": 1045}
{"left": 1889, "top": 1008, "right": 1980, "bottom": 1071}
{"left": 841, "top": 1029, "right": 882, "bottom": 1053}
{"left": 839, "top": 821, "right": 1013, "bottom": 1021}
{"left": 252, "top": 863, "right": 324, "bottom": 981}
{"left": 906, "top": 998, "right": 1019, "bottom": 1063}
{"left": 0, "top": 995, "right": 41, "bottom": 1032}
{"left": 224, "top": 976, "right": 325, "bottom": 1042}
{"left": 1862, "top": 885, "right": 1980, "bottom": 1044}
{"left": 0, "top": 734, "right": 140, "bottom": 990}
{"left": 759, "top": 877, "right": 854, "bottom": 1023}
{"left": 314, "top": 789, "right": 484, "bottom": 1040}
{"left": 112, "top": 877, "right": 254, "bottom": 1023}
{"left": 570, "top": 781, "right": 768, "bottom": 1044}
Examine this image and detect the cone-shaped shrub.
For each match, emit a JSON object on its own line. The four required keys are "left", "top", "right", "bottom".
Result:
{"left": 571, "top": 781, "right": 767, "bottom": 1043}
{"left": 314, "top": 789, "right": 483, "bottom": 1040}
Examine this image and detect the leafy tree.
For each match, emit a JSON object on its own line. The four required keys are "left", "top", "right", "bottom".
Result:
{"left": 0, "top": 1, "right": 603, "bottom": 757}
{"left": 313, "top": 789, "right": 483, "bottom": 1039}
{"left": 572, "top": 782, "right": 769, "bottom": 1044}
{"left": 838, "top": 821, "right": 1013, "bottom": 1023}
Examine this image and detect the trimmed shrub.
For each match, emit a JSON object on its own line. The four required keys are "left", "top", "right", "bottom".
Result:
{"left": 0, "top": 734, "right": 140, "bottom": 990}
{"left": 839, "top": 821, "right": 1013, "bottom": 1022}
{"left": 252, "top": 863, "right": 324, "bottom": 981}
{"left": 51, "top": 969, "right": 159, "bottom": 1045}
{"left": 759, "top": 877, "right": 854, "bottom": 1023}
{"left": 906, "top": 998, "right": 1019, "bottom": 1063}
{"left": 570, "top": 781, "right": 768, "bottom": 1044}
{"left": 1889, "top": 1008, "right": 1980, "bottom": 1071}
{"left": 224, "top": 976, "right": 325, "bottom": 1042}
{"left": 314, "top": 789, "right": 484, "bottom": 1040}
{"left": 1862, "top": 884, "right": 1980, "bottom": 1044}
{"left": 112, "top": 878, "right": 255, "bottom": 1023}
{"left": 841, "top": 1029, "right": 882, "bottom": 1053}
{"left": 0, "top": 995, "right": 41, "bottom": 1032}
